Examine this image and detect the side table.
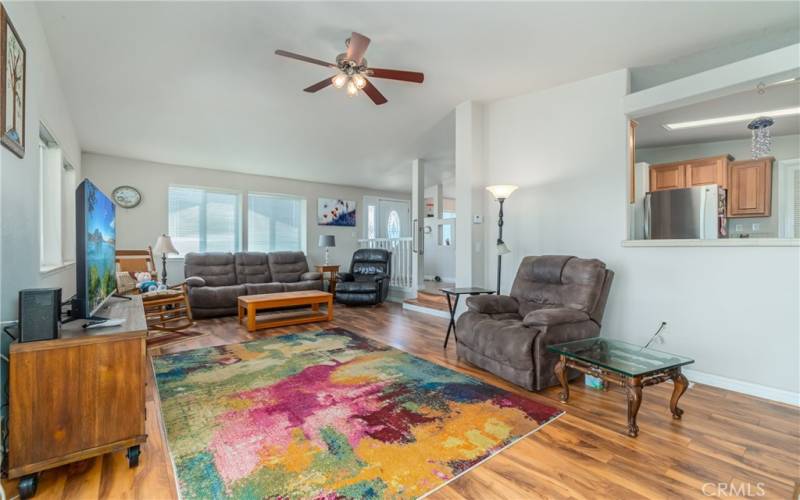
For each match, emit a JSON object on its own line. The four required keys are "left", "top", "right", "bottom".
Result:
{"left": 548, "top": 338, "right": 694, "bottom": 437}
{"left": 440, "top": 287, "right": 495, "bottom": 349}
{"left": 315, "top": 264, "right": 340, "bottom": 295}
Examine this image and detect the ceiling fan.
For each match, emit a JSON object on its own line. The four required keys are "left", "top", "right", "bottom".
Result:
{"left": 274, "top": 32, "right": 424, "bottom": 105}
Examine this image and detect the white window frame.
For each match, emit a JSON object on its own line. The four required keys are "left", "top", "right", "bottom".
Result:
{"left": 168, "top": 184, "right": 243, "bottom": 256}
{"left": 778, "top": 158, "right": 800, "bottom": 238}
{"left": 246, "top": 191, "right": 307, "bottom": 253}
{"left": 39, "top": 123, "right": 76, "bottom": 274}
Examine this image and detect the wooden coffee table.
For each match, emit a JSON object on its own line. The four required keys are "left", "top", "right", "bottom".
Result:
{"left": 238, "top": 291, "right": 333, "bottom": 332}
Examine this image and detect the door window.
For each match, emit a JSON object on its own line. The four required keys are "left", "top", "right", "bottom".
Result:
{"left": 387, "top": 210, "right": 401, "bottom": 239}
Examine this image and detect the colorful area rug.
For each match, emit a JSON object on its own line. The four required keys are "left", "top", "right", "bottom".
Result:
{"left": 152, "top": 328, "right": 563, "bottom": 499}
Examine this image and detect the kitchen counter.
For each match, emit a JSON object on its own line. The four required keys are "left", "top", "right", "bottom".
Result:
{"left": 622, "top": 238, "right": 800, "bottom": 247}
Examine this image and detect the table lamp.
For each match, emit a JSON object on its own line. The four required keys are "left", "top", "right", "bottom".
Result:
{"left": 486, "top": 185, "right": 518, "bottom": 294}
{"left": 153, "top": 234, "right": 179, "bottom": 285}
{"left": 318, "top": 235, "right": 336, "bottom": 265}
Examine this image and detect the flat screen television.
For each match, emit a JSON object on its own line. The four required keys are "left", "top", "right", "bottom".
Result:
{"left": 75, "top": 179, "right": 117, "bottom": 319}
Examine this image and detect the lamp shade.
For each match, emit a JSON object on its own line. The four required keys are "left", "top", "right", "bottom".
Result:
{"left": 497, "top": 242, "right": 511, "bottom": 255}
{"left": 486, "top": 185, "right": 519, "bottom": 200}
{"left": 153, "top": 234, "right": 178, "bottom": 255}
{"left": 318, "top": 235, "right": 336, "bottom": 247}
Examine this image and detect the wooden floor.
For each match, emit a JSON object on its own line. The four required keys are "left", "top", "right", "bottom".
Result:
{"left": 5, "top": 302, "right": 799, "bottom": 499}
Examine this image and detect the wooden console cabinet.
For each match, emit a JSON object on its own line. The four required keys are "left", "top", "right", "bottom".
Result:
{"left": 8, "top": 296, "right": 148, "bottom": 498}
{"left": 728, "top": 157, "right": 773, "bottom": 218}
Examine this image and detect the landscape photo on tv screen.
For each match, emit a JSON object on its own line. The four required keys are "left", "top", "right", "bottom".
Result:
{"left": 84, "top": 181, "right": 116, "bottom": 313}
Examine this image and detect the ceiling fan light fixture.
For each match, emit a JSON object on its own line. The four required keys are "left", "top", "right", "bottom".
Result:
{"left": 275, "top": 31, "right": 424, "bottom": 105}
{"left": 352, "top": 74, "right": 367, "bottom": 90}
{"left": 332, "top": 73, "right": 348, "bottom": 89}
{"left": 346, "top": 79, "right": 359, "bottom": 97}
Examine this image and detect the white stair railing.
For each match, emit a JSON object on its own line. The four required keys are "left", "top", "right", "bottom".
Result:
{"left": 357, "top": 238, "right": 413, "bottom": 289}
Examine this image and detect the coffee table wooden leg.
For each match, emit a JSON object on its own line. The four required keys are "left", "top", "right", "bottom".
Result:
{"left": 626, "top": 377, "right": 643, "bottom": 437}
{"left": 670, "top": 370, "right": 689, "bottom": 419}
{"left": 247, "top": 304, "right": 256, "bottom": 332}
{"left": 555, "top": 355, "right": 569, "bottom": 402}
{"left": 327, "top": 296, "right": 333, "bottom": 320}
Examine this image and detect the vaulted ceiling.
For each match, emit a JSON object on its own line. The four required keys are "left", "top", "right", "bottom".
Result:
{"left": 38, "top": 1, "right": 799, "bottom": 191}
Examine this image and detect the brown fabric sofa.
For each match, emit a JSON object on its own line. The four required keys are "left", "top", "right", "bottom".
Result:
{"left": 456, "top": 255, "right": 614, "bottom": 391}
{"left": 184, "top": 251, "right": 321, "bottom": 318}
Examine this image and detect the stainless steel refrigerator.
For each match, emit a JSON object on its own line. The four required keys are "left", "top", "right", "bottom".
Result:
{"left": 644, "top": 185, "right": 727, "bottom": 239}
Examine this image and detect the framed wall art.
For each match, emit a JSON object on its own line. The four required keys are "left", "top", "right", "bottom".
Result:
{"left": 1, "top": 4, "right": 26, "bottom": 158}
{"left": 318, "top": 198, "right": 356, "bottom": 226}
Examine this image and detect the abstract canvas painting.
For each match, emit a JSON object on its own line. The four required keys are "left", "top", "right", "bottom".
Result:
{"left": 318, "top": 197, "right": 356, "bottom": 226}
{"left": 1, "top": 5, "right": 25, "bottom": 158}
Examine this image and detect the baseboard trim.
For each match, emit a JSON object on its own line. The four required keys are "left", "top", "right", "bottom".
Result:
{"left": 402, "top": 302, "right": 450, "bottom": 319}
{"left": 684, "top": 368, "right": 799, "bottom": 406}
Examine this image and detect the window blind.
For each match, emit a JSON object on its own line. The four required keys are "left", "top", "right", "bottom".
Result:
{"left": 248, "top": 193, "right": 305, "bottom": 252}
{"left": 168, "top": 186, "right": 241, "bottom": 255}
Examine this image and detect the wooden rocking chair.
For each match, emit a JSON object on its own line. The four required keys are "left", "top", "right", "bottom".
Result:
{"left": 115, "top": 247, "right": 195, "bottom": 337}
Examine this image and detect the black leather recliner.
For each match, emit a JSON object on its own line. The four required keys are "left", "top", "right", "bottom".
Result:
{"left": 335, "top": 249, "right": 392, "bottom": 305}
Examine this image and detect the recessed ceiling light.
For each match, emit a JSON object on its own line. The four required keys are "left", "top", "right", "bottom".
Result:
{"left": 662, "top": 107, "right": 800, "bottom": 131}
{"left": 769, "top": 77, "right": 799, "bottom": 86}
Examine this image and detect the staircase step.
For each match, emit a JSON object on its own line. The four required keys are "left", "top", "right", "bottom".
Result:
{"left": 404, "top": 296, "right": 448, "bottom": 312}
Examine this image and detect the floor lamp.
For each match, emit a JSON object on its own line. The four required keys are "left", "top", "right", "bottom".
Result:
{"left": 486, "top": 185, "right": 519, "bottom": 294}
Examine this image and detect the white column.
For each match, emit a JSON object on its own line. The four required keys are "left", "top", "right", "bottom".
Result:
{"left": 411, "top": 159, "right": 425, "bottom": 293}
{"left": 454, "top": 101, "right": 485, "bottom": 289}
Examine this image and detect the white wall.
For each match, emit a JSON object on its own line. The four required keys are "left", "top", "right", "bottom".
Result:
{"left": 81, "top": 153, "right": 408, "bottom": 283}
{"left": 0, "top": 3, "right": 82, "bottom": 424}
{"left": 474, "top": 69, "right": 799, "bottom": 398}
{"left": 0, "top": 2, "right": 82, "bottom": 322}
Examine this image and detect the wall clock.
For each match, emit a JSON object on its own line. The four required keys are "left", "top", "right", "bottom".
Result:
{"left": 112, "top": 185, "right": 142, "bottom": 208}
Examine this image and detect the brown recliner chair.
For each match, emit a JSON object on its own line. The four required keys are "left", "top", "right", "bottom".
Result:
{"left": 456, "top": 255, "right": 614, "bottom": 391}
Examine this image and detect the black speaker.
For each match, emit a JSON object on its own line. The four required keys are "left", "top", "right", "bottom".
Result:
{"left": 18, "top": 288, "right": 62, "bottom": 343}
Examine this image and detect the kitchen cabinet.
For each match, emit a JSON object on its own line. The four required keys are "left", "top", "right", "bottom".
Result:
{"left": 649, "top": 155, "right": 732, "bottom": 192}
{"left": 728, "top": 157, "right": 773, "bottom": 218}
{"left": 649, "top": 164, "right": 685, "bottom": 191}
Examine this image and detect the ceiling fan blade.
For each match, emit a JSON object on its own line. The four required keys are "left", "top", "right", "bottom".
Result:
{"left": 367, "top": 68, "right": 424, "bottom": 84}
{"left": 274, "top": 49, "right": 335, "bottom": 68}
{"left": 346, "top": 32, "right": 371, "bottom": 64}
{"left": 362, "top": 79, "right": 388, "bottom": 105}
{"left": 304, "top": 78, "right": 334, "bottom": 93}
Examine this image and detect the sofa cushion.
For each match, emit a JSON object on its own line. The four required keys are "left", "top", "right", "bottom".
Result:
{"left": 188, "top": 284, "right": 246, "bottom": 308}
{"left": 283, "top": 280, "right": 321, "bottom": 292}
{"left": 457, "top": 312, "right": 540, "bottom": 370}
{"left": 268, "top": 251, "right": 310, "bottom": 283}
{"left": 522, "top": 307, "right": 589, "bottom": 326}
{"left": 235, "top": 252, "right": 272, "bottom": 284}
{"left": 511, "top": 256, "right": 607, "bottom": 313}
{"left": 184, "top": 252, "right": 236, "bottom": 287}
{"left": 185, "top": 276, "right": 206, "bottom": 287}
{"left": 517, "top": 301, "right": 559, "bottom": 318}
{"left": 465, "top": 295, "right": 518, "bottom": 314}
{"left": 245, "top": 282, "right": 284, "bottom": 295}
{"left": 336, "top": 281, "right": 379, "bottom": 294}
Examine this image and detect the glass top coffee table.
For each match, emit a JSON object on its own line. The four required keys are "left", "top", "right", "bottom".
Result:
{"left": 547, "top": 338, "right": 694, "bottom": 437}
